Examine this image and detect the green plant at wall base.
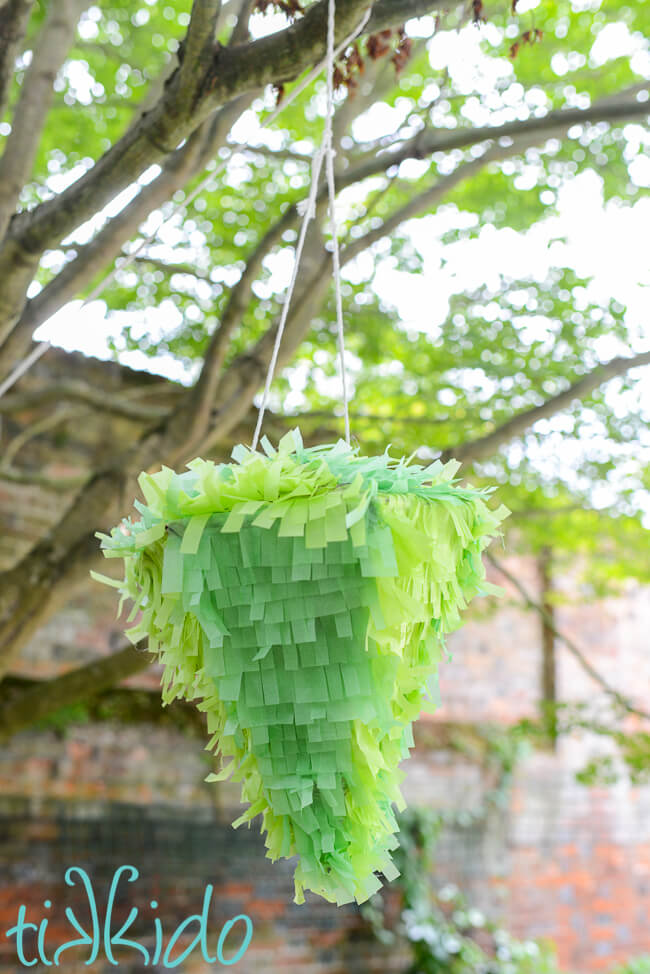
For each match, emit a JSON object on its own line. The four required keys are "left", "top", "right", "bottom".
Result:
{"left": 611, "top": 961, "right": 650, "bottom": 974}
{"left": 363, "top": 807, "right": 563, "bottom": 974}
{"left": 360, "top": 729, "right": 560, "bottom": 973}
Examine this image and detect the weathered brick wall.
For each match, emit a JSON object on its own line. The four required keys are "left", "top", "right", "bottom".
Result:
{"left": 502, "top": 752, "right": 650, "bottom": 968}
{"left": 2, "top": 557, "right": 650, "bottom": 972}
{"left": 0, "top": 796, "right": 405, "bottom": 974}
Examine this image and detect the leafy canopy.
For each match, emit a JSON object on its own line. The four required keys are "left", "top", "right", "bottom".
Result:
{"left": 8, "top": 0, "right": 649, "bottom": 589}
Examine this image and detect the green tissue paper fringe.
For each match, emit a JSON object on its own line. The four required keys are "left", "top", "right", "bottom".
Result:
{"left": 93, "top": 429, "right": 509, "bottom": 906}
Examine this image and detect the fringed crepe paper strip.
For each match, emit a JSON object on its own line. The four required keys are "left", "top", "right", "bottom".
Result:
{"left": 93, "top": 429, "right": 508, "bottom": 906}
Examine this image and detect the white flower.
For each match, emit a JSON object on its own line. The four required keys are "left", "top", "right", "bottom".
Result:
{"left": 467, "top": 908, "right": 485, "bottom": 927}
{"left": 438, "top": 884, "right": 459, "bottom": 902}
{"left": 442, "top": 935, "right": 461, "bottom": 954}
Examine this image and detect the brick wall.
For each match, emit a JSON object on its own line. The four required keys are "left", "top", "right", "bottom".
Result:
{"left": 2, "top": 557, "right": 650, "bottom": 973}
{"left": 0, "top": 796, "right": 406, "bottom": 974}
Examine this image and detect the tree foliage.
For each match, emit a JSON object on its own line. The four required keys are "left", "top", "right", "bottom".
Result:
{"left": 0, "top": 0, "right": 648, "bottom": 710}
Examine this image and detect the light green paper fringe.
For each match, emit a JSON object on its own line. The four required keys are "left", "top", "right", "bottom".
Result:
{"left": 93, "top": 429, "right": 508, "bottom": 906}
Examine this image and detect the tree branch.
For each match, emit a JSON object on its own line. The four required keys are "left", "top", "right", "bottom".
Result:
{"left": 341, "top": 152, "right": 496, "bottom": 265}
{"left": 182, "top": 201, "right": 301, "bottom": 453}
{"left": 0, "top": 527, "right": 106, "bottom": 678}
{"left": 0, "top": 93, "right": 253, "bottom": 373}
{"left": 227, "top": 0, "right": 257, "bottom": 46}
{"left": 0, "top": 0, "right": 87, "bottom": 240}
{"left": 178, "top": 0, "right": 222, "bottom": 105}
{"left": 0, "top": 378, "right": 170, "bottom": 421}
{"left": 131, "top": 255, "right": 216, "bottom": 280}
{"left": 444, "top": 350, "right": 650, "bottom": 465}
{"left": 1, "top": 404, "right": 74, "bottom": 468}
{"left": 227, "top": 141, "right": 312, "bottom": 163}
{"left": 0, "top": 671, "right": 206, "bottom": 738}
{"left": 0, "top": 676, "right": 206, "bottom": 739}
{"left": 0, "top": 642, "right": 151, "bottom": 724}
{"left": 365, "top": 0, "right": 451, "bottom": 32}
{"left": 335, "top": 93, "right": 650, "bottom": 189}
{"left": 0, "top": 464, "right": 89, "bottom": 491}
{"left": 0, "top": 0, "right": 34, "bottom": 120}
{"left": 0, "top": 641, "right": 149, "bottom": 739}
{"left": 486, "top": 552, "right": 650, "bottom": 722}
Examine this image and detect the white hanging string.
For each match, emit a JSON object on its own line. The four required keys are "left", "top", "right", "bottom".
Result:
{"left": 252, "top": 0, "right": 353, "bottom": 449}
{"left": 0, "top": 7, "right": 369, "bottom": 402}
{"left": 250, "top": 141, "right": 326, "bottom": 451}
{"left": 324, "top": 0, "right": 351, "bottom": 446}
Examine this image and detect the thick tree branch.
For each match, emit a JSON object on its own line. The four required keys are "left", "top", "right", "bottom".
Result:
{"left": 0, "top": 528, "right": 106, "bottom": 678}
{"left": 0, "top": 465, "right": 89, "bottom": 490}
{"left": 1, "top": 404, "right": 73, "bottom": 468}
{"left": 0, "top": 672, "right": 207, "bottom": 737}
{"left": 444, "top": 351, "right": 650, "bottom": 465}
{"left": 184, "top": 0, "right": 222, "bottom": 62}
{"left": 0, "top": 0, "right": 87, "bottom": 239}
{"left": 0, "top": 378, "right": 170, "bottom": 421}
{"left": 0, "top": 642, "right": 152, "bottom": 739}
{"left": 0, "top": 0, "right": 34, "bottom": 120}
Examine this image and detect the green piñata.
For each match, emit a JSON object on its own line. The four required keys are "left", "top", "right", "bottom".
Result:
{"left": 93, "top": 429, "right": 508, "bottom": 905}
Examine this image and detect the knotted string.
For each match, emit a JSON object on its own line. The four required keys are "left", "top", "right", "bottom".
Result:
{"left": 251, "top": 0, "right": 352, "bottom": 449}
